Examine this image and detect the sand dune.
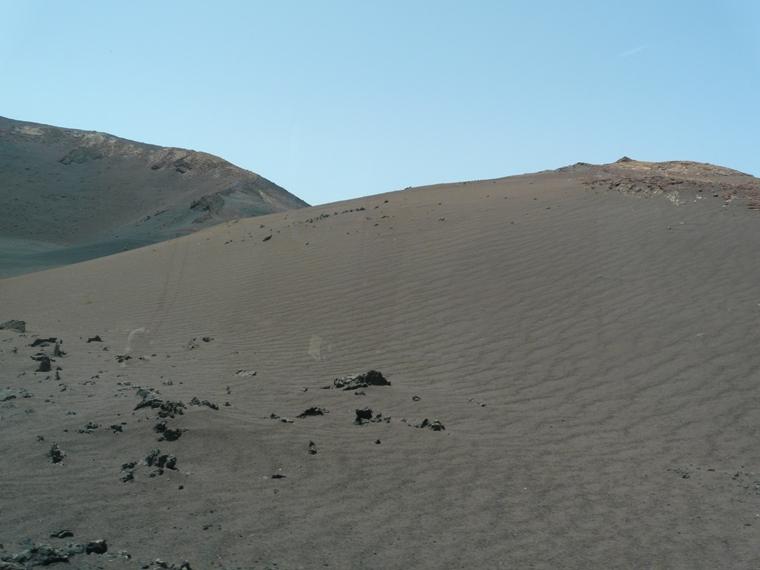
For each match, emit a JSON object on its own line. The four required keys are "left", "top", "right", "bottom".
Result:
{"left": 2, "top": 160, "right": 760, "bottom": 568}
{"left": 0, "top": 116, "right": 307, "bottom": 277}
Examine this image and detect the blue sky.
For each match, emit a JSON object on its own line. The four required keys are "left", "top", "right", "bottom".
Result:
{"left": 1, "top": 1, "right": 758, "bottom": 205}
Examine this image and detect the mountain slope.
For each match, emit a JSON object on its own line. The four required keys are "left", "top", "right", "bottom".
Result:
{"left": 2, "top": 160, "right": 760, "bottom": 568}
{"left": 0, "top": 116, "right": 308, "bottom": 276}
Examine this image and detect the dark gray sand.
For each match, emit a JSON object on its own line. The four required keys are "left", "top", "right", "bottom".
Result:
{"left": 2, "top": 159, "right": 760, "bottom": 568}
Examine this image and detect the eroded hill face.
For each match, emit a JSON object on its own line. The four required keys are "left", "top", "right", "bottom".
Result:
{"left": 0, "top": 116, "right": 308, "bottom": 276}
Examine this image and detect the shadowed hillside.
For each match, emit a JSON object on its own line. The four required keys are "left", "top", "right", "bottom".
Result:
{"left": 0, "top": 116, "right": 308, "bottom": 276}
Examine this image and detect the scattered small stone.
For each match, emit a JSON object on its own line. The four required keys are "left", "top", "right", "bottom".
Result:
{"left": 412, "top": 395, "right": 421, "bottom": 402}
{"left": 0, "top": 388, "right": 31, "bottom": 402}
{"left": 667, "top": 467, "right": 691, "bottom": 479}
{"left": 308, "top": 441, "right": 317, "bottom": 455}
{"left": 375, "top": 439, "right": 382, "bottom": 444}
{"left": 235, "top": 369, "right": 257, "bottom": 377}
{"left": 262, "top": 235, "right": 272, "bottom": 242}
{"left": 201, "top": 336, "right": 213, "bottom": 343}
{"left": 33, "top": 355, "right": 52, "bottom": 373}
{"left": 30, "top": 337, "right": 57, "bottom": 347}
{"left": 144, "top": 449, "right": 178, "bottom": 474}
{"left": 271, "top": 473, "right": 286, "bottom": 479}
{"left": 415, "top": 418, "right": 445, "bottom": 431}
{"left": 49, "top": 530, "right": 73, "bottom": 539}
{"left": 144, "top": 559, "right": 192, "bottom": 569}
{"left": 154, "top": 420, "right": 185, "bottom": 441}
{"left": 86, "top": 335, "right": 103, "bottom": 343}
{"left": 0, "top": 539, "right": 111, "bottom": 567}
{"left": 115, "top": 550, "right": 132, "bottom": 560}
{"left": 297, "top": 406, "right": 328, "bottom": 418}
{"left": 53, "top": 342, "right": 66, "bottom": 357}
{"left": 48, "top": 444, "right": 65, "bottom": 463}
{"left": 354, "top": 408, "right": 390, "bottom": 425}
{"left": 110, "top": 424, "right": 124, "bottom": 433}
{"left": 269, "top": 413, "right": 294, "bottom": 423}
{"left": 120, "top": 462, "right": 136, "bottom": 483}
{"left": 115, "top": 354, "right": 132, "bottom": 363}
{"left": 0, "top": 320, "right": 25, "bottom": 333}
{"left": 78, "top": 421, "right": 100, "bottom": 434}
{"left": 1, "top": 543, "right": 70, "bottom": 567}
{"left": 189, "top": 397, "right": 218, "bottom": 410}
{"left": 134, "top": 389, "right": 186, "bottom": 418}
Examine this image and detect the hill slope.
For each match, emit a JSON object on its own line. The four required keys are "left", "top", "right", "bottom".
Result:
{"left": 1, "top": 160, "right": 760, "bottom": 568}
{"left": 0, "top": 116, "right": 308, "bottom": 276}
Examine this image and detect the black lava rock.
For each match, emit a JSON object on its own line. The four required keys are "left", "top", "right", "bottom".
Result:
{"left": 355, "top": 407, "right": 373, "bottom": 421}
{"left": 144, "top": 449, "right": 178, "bottom": 471}
{"left": 0, "top": 319, "right": 25, "bottom": 333}
{"left": 154, "top": 420, "right": 185, "bottom": 441}
{"left": 135, "top": 389, "right": 186, "bottom": 418}
{"left": 332, "top": 370, "right": 391, "bottom": 391}
{"left": 48, "top": 444, "right": 65, "bottom": 463}
{"left": 78, "top": 421, "right": 100, "bottom": 434}
{"left": 416, "top": 418, "right": 445, "bottom": 431}
{"left": 85, "top": 540, "right": 107, "bottom": 555}
{"left": 189, "top": 397, "right": 218, "bottom": 410}
{"left": 297, "top": 406, "right": 328, "bottom": 418}
{"left": 269, "top": 413, "right": 294, "bottom": 423}
{"left": 354, "top": 408, "right": 390, "bottom": 425}
{"left": 120, "top": 462, "right": 136, "bottom": 483}
{"left": 2, "top": 543, "right": 70, "bottom": 566}
{"left": 33, "top": 355, "right": 52, "bottom": 373}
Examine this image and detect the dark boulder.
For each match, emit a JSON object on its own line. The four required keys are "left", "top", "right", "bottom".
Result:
{"left": 297, "top": 406, "right": 328, "bottom": 418}
{"left": 331, "top": 370, "right": 391, "bottom": 391}
{"left": 48, "top": 444, "right": 65, "bottom": 463}
{"left": 85, "top": 540, "right": 108, "bottom": 555}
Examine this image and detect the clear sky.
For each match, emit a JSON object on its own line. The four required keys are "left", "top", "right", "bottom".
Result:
{"left": 1, "top": 1, "right": 758, "bottom": 205}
